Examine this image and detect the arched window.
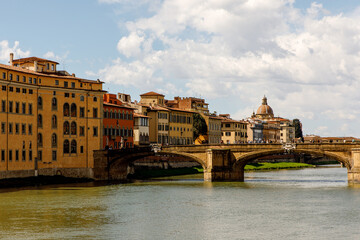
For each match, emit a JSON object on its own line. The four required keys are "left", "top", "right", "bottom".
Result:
{"left": 52, "top": 133, "right": 57, "bottom": 147}
{"left": 63, "top": 103, "right": 70, "bottom": 117}
{"left": 110, "top": 110, "right": 113, "bottom": 119}
{"left": 71, "top": 140, "right": 77, "bottom": 153}
{"left": 38, "top": 114, "right": 43, "bottom": 128}
{"left": 71, "top": 121, "right": 77, "bottom": 135}
{"left": 63, "top": 121, "right": 70, "bottom": 135}
{"left": 38, "top": 96, "right": 43, "bottom": 109}
{"left": 63, "top": 140, "right": 69, "bottom": 153}
{"left": 52, "top": 97, "right": 57, "bottom": 110}
{"left": 71, "top": 103, "right": 77, "bottom": 117}
{"left": 37, "top": 133, "right": 43, "bottom": 147}
{"left": 52, "top": 115, "right": 57, "bottom": 128}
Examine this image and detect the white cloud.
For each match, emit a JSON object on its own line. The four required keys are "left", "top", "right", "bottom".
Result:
{"left": 0, "top": 40, "right": 30, "bottom": 62}
{"left": 96, "top": 0, "right": 360, "bottom": 136}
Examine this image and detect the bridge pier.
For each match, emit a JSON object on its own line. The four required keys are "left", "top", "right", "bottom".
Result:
{"left": 348, "top": 149, "right": 360, "bottom": 184}
{"left": 203, "top": 149, "right": 244, "bottom": 182}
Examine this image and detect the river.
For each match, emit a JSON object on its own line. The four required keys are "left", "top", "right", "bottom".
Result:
{"left": 1, "top": 167, "right": 360, "bottom": 240}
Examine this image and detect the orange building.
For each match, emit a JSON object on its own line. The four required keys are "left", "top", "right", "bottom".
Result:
{"left": 103, "top": 94, "right": 135, "bottom": 149}
{"left": 0, "top": 53, "right": 104, "bottom": 179}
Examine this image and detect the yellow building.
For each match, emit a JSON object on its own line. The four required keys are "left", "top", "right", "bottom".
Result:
{"left": 167, "top": 107, "right": 193, "bottom": 145}
{"left": 0, "top": 54, "right": 104, "bottom": 179}
{"left": 204, "top": 115, "right": 222, "bottom": 144}
{"left": 220, "top": 114, "right": 248, "bottom": 144}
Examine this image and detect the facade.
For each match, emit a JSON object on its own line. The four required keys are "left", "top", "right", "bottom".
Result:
{"left": 167, "top": 107, "right": 193, "bottom": 145}
{"left": 133, "top": 113, "right": 150, "bottom": 146}
{"left": 206, "top": 115, "right": 222, "bottom": 144}
{"left": 280, "top": 120, "right": 295, "bottom": 143}
{"left": 220, "top": 115, "right": 248, "bottom": 144}
{"left": 247, "top": 121, "right": 264, "bottom": 143}
{"left": 0, "top": 54, "right": 104, "bottom": 178}
{"left": 147, "top": 106, "right": 169, "bottom": 144}
{"left": 103, "top": 94, "right": 134, "bottom": 149}
{"left": 165, "top": 97, "right": 209, "bottom": 114}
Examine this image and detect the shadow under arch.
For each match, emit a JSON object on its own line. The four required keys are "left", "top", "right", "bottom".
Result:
{"left": 234, "top": 149, "right": 351, "bottom": 170}
{"left": 107, "top": 150, "right": 206, "bottom": 180}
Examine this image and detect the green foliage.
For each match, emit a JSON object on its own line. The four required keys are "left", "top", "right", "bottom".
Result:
{"left": 193, "top": 113, "right": 208, "bottom": 140}
{"left": 293, "top": 119, "right": 303, "bottom": 138}
{"left": 245, "top": 162, "right": 314, "bottom": 171}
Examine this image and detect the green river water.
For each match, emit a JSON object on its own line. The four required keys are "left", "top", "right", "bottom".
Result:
{"left": 0, "top": 167, "right": 359, "bottom": 240}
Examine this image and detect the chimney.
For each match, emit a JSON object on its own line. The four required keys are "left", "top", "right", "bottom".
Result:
{"left": 34, "top": 61, "right": 38, "bottom": 72}
{"left": 9, "top": 53, "right": 13, "bottom": 66}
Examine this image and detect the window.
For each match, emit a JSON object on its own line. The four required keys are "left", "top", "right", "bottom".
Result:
{"left": 15, "top": 123, "right": 19, "bottom": 134}
{"left": 65, "top": 93, "right": 69, "bottom": 98}
{"left": 80, "top": 95, "right": 84, "bottom": 101}
{"left": 29, "top": 150, "right": 32, "bottom": 161}
{"left": 22, "top": 103, "right": 26, "bottom": 114}
{"left": 52, "top": 115, "right": 57, "bottom": 129}
{"left": 9, "top": 73, "right": 13, "bottom": 80}
{"left": 1, "top": 100, "right": 5, "bottom": 112}
{"left": 16, "top": 75, "right": 19, "bottom": 81}
{"left": 52, "top": 133, "right": 57, "bottom": 147}
{"left": 93, "top": 108, "right": 98, "bottom": 118}
{"left": 63, "top": 121, "right": 70, "bottom": 135}
{"left": 22, "top": 76, "right": 26, "bottom": 82}
{"left": 16, "top": 87, "right": 20, "bottom": 93}
{"left": 22, "top": 124, "right": 26, "bottom": 135}
{"left": 71, "top": 140, "right": 77, "bottom": 153}
{"left": 93, "top": 127, "right": 98, "bottom": 136}
{"left": 63, "top": 103, "right": 70, "bottom": 116}
{"left": 72, "top": 93, "right": 75, "bottom": 98}
{"left": 55, "top": 80, "right": 59, "bottom": 86}
{"left": 71, "top": 121, "right": 77, "bottom": 135}
{"left": 1, "top": 122, "right": 5, "bottom": 134}
{"left": 9, "top": 101, "right": 13, "bottom": 112}
{"left": 64, "top": 81, "right": 68, "bottom": 88}
{"left": 71, "top": 103, "right": 77, "bottom": 117}
{"left": 52, "top": 151, "right": 57, "bottom": 161}
{"left": 33, "top": 78, "right": 37, "bottom": 84}
{"left": 39, "top": 78, "right": 41, "bottom": 84}
{"left": 80, "top": 126, "right": 85, "bottom": 136}
{"left": 38, "top": 96, "right": 42, "bottom": 110}
{"left": 15, "top": 102, "right": 19, "bottom": 113}
{"left": 52, "top": 97, "right": 57, "bottom": 110}
{"left": 51, "top": 64, "right": 54, "bottom": 71}
{"left": 37, "top": 150, "right": 42, "bottom": 161}
{"left": 93, "top": 97, "right": 97, "bottom": 102}
{"left": 28, "top": 103, "right": 32, "bottom": 114}
{"left": 80, "top": 146, "right": 84, "bottom": 153}
{"left": 1, "top": 150, "right": 4, "bottom": 162}
{"left": 80, "top": 107, "right": 85, "bottom": 118}
{"left": 22, "top": 150, "right": 25, "bottom": 161}
{"left": 22, "top": 88, "right": 27, "bottom": 94}
{"left": 29, "top": 89, "right": 33, "bottom": 94}
{"left": 71, "top": 82, "right": 75, "bottom": 88}
{"left": 9, "top": 123, "right": 12, "bottom": 134}
{"left": 28, "top": 124, "right": 32, "bottom": 135}
{"left": 63, "top": 140, "right": 69, "bottom": 154}
{"left": 15, "top": 150, "right": 19, "bottom": 161}
{"left": 1, "top": 86, "right": 5, "bottom": 91}
{"left": 38, "top": 114, "right": 42, "bottom": 128}
{"left": 9, "top": 150, "right": 12, "bottom": 161}
{"left": 37, "top": 133, "right": 43, "bottom": 147}
{"left": 2, "top": 73, "right": 5, "bottom": 79}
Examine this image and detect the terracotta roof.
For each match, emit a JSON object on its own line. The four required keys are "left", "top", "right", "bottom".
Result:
{"left": 134, "top": 113, "right": 150, "bottom": 118}
{"left": 147, "top": 105, "right": 170, "bottom": 111}
{"left": 103, "top": 102, "right": 136, "bottom": 109}
{"left": 140, "top": 91, "right": 164, "bottom": 96}
{"left": 0, "top": 63, "right": 103, "bottom": 84}
{"left": 164, "top": 107, "right": 195, "bottom": 114}
{"left": 13, "top": 56, "right": 59, "bottom": 64}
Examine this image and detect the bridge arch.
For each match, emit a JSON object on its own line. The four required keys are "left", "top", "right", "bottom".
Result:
{"left": 234, "top": 149, "right": 352, "bottom": 169}
{"left": 99, "top": 150, "right": 206, "bottom": 180}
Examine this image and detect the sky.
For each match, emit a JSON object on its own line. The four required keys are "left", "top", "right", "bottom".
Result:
{"left": 1, "top": 0, "right": 360, "bottom": 137}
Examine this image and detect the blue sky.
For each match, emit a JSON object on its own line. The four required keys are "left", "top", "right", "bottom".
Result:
{"left": 1, "top": 0, "right": 360, "bottom": 137}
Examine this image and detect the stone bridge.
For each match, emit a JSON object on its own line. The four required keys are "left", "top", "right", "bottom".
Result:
{"left": 93, "top": 143, "right": 360, "bottom": 183}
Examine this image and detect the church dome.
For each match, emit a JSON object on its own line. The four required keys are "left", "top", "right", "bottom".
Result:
{"left": 256, "top": 96, "right": 274, "bottom": 118}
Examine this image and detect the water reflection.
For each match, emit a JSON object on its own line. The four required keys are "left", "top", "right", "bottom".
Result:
{"left": 0, "top": 167, "right": 359, "bottom": 240}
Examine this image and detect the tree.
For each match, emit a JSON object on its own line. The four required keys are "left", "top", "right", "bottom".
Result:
{"left": 193, "top": 113, "right": 208, "bottom": 140}
{"left": 293, "top": 119, "right": 303, "bottom": 139}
